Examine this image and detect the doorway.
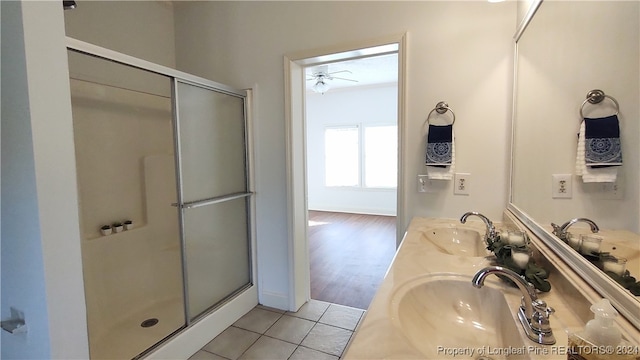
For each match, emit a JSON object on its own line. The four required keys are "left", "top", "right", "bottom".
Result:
{"left": 304, "top": 54, "right": 399, "bottom": 309}
{"left": 284, "top": 36, "right": 406, "bottom": 311}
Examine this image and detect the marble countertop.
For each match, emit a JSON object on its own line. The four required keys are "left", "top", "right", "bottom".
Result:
{"left": 342, "top": 217, "right": 589, "bottom": 360}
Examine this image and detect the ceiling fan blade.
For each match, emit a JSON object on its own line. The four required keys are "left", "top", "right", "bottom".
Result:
{"left": 328, "top": 70, "right": 353, "bottom": 75}
{"left": 331, "top": 76, "right": 359, "bottom": 82}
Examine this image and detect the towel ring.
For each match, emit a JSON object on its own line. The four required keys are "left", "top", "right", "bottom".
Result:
{"left": 426, "top": 101, "right": 455, "bottom": 126}
{"left": 579, "top": 89, "right": 619, "bottom": 120}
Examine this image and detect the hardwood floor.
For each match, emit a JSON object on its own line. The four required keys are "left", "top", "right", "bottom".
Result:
{"left": 308, "top": 211, "right": 397, "bottom": 310}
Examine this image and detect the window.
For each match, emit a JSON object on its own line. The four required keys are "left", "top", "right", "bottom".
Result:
{"left": 324, "top": 126, "right": 359, "bottom": 187}
{"left": 324, "top": 124, "right": 397, "bottom": 189}
{"left": 364, "top": 125, "right": 397, "bottom": 188}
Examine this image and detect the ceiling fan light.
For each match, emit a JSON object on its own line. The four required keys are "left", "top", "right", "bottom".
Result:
{"left": 313, "top": 80, "right": 330, "bottom": 94}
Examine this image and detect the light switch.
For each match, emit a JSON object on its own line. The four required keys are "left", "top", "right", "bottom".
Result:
{"left": 418, "top": 175, "right": 435, "bottom": 193}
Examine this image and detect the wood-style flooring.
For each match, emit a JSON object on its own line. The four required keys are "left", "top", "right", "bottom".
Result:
{"left": 308, "top": 211, "right": 397, "bottom": 310}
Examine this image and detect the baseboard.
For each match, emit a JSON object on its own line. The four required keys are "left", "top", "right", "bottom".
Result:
{"left": 258, "top": 289, "right": 290, "bottom": 311}
{"left": 309, "top": 206, "right": 396, "bottom": 217}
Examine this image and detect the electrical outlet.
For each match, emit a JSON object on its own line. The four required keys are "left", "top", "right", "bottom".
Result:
{"left": 552, "top": 174, "right": 572, "bottom": 199}
{"left": 454, "top": 173, "right": 470, "bottom": 195}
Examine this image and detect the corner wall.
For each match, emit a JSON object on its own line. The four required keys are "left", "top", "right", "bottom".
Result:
{"left": 1, "top": 2, "right": 52, "bottom": 357}
{"left": 174, "top": 1, "right": 516, "bottom": 309}
{"left": 1, "top": 1, "right": 89, "bottom": 358}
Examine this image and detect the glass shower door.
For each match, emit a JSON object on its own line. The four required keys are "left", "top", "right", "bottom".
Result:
{"left": 68, "top": 50, "right": 185, "bottom": 360}
{"left": 174, "top": 81, "right": 252, "bottom": 321}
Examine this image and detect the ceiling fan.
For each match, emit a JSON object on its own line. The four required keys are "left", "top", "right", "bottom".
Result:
{"left": 307, "top": 65, "right": 358, "bottom": 94}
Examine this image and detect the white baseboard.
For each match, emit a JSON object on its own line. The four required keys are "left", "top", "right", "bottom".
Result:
{"left": 258, "top": 289, "right": 290, "bottom": 311}
{"left": 308, "top": 206, "right": 396, "bottom": 217}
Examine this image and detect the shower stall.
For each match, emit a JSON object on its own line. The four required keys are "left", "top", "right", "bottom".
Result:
{"left": 67, "top": 39, "right": 255, "bottom": 359}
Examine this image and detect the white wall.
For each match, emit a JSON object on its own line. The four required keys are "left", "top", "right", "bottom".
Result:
{"left": 64, "top": 1, "right": 176, "bottom": 68}
{"left": 307, "top": 85, "right": 398, "bottom": 216}
{"left": 1, "top": 1, "right": 89, "bottom": 358}
{"left": 174, "top": 1, "right": 516, "bottom": 309}
{"left": 1, "top": 2, "right": 52, "bottom": 358}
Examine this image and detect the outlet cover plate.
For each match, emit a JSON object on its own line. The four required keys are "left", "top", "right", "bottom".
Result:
{"left": 552, "top": 174, "right": 572, "bottom": 199}
{"left": 454, "top": 173, "right": 470, "bottom": 195}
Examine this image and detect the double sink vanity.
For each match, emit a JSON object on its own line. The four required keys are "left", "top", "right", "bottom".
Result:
{"left": 343, "top": 212, "right": 640, "bottom": 359}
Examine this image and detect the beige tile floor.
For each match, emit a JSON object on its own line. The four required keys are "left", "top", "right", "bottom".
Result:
{"left": 189, "top": 300, "right": 365, "bottom": 360}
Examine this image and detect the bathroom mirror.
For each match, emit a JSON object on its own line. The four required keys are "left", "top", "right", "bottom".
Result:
{"left": 510, "top": 1, "right": 640, "bottom": 329}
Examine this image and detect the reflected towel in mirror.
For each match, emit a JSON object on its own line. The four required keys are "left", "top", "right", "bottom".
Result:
{"left": 576, "top": 120, "right": 618, "bottom": 183}
{"left": 584, "top": 115, "right": 622, "bottom": 167}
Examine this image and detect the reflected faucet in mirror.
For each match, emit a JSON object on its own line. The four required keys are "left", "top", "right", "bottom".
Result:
{"left": 460, "top": 211, "right": 497, "bottom": 243}
{"left": 551, "top": 217, "right": 600, "bottom": 242}
{"left": 472, "top": 266, "right": 556, "bottom": 345}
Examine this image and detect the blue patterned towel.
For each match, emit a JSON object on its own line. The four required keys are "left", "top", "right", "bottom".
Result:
{"left": 426, "top": 124, "right": 453, "bottom": 167}
{"left": 584, "top": 115, "right": 622, "bottom": 167}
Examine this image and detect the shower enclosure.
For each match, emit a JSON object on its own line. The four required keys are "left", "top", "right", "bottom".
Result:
{"left": 67, "top": 39, "right": 254, "bottom": 359}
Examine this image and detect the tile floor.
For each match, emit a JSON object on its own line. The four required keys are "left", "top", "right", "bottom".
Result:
{"left": 189, "top": 300, "right": 365, "bottom": 360}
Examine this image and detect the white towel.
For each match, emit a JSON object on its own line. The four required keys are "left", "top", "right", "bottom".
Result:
{"left": 427, "top": 133, "right": 455, "bottom": 180}
{"left": 576, "top": 122, "right": 617, "bottom": 183}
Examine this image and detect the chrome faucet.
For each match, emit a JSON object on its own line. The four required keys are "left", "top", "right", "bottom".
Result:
{"left": 551, "top": 218, "right": 599, "bottom": 241}
{"left": 472, "top": 266, "right": 556, "bottom": 345}
{"left": 460, "top": 211, "right": 497, "bottom": 242}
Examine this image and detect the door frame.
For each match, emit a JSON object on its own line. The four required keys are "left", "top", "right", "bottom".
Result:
{"left": 284, "top": 34, "right": 408, "bottom": 311}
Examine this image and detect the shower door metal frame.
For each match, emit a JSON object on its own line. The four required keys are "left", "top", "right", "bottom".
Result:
{"left": 66, "top": 37, "right": 246, "bottom": 98}
{"left": 172, "top": 78, "right": 254, "bottom": 323}
{"left": 66, "top": 35, "right": 256, "bottom": 332}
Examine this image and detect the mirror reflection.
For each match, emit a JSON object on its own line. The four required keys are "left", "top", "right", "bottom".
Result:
{"left": 511, "top": 0, "right": 639, "bottom": 302}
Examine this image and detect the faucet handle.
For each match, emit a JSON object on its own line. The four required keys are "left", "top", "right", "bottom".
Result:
{"left": 531, "top": 299, "right": 556, "bottom": 343}
{"left": 551, "top": 223, "right": 563, "bottom": 237}
{"left": 533, "top": 299, "right": 554, "bottom": 316}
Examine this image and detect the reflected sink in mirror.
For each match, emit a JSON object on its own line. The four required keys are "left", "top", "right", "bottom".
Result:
{"left": 420, "top": 227, "right": 489, "bottom": 257}
{"left": 390, "top": 275, "right": 529, "bottom": 359}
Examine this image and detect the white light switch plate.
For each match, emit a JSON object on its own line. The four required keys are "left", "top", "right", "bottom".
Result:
{"left": 454, "top": 173, "right": 470, "bottom": 195}
{"left": 418, "top": 175, "right": 436, "bottom": 193}
{"left": 552, "top": 174, "right": 572, "bottom": 199}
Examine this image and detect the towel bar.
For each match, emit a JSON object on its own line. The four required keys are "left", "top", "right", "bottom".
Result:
{"left": 580, "top": 89, "right": 619, "bottom": 120}
{"left": 425, "top": 101, "right": 455, "bottom": 126}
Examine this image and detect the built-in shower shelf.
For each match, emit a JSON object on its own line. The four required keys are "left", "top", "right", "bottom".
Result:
{"left": 85, "top": 224, "right": 147, "bottom": 241}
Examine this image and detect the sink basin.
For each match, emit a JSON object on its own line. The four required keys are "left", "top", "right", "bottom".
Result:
{"left": 421, "top": 227, "right": 489, "bottom": 257}
{"left": 390, "top": 275, "right": 529, "bottom": 359}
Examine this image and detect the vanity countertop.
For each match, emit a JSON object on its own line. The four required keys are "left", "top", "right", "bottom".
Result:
{"left": 342, "top": 217, "right": 593, "bottom": 360}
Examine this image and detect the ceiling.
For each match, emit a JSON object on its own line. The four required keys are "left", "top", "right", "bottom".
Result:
{"left": 305, "top": 53, "right": 398, "bottom": 92}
